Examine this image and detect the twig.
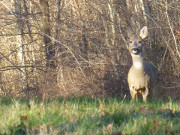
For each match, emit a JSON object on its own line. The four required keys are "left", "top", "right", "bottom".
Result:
{"left": 0, "top": 52, "right": 25, "bottom": 74}
{"left": 165, "top": 0, "right": 180, "bottom": 58}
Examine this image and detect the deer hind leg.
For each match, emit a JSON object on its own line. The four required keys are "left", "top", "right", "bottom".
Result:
{"left": 148, "top": 84, "right": 157, "bottom": 100}
{"left": 152, "top": 84, "right": 158, "bottom": 99}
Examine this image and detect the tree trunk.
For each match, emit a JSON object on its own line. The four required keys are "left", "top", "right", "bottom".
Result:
{"left": 81, "top": 26, "right": 88, "bottom": 60}
{"left": 108, "top": 0, "right": 115, "bottom": 46}
{"left": 23, "top": 0, "right": 38, "bottom": 87}
{"left": 39, "top": 0, "right": 55, "bottom": 68}
{"left": 14, "top": 0, "right": 28, "bottom": 89}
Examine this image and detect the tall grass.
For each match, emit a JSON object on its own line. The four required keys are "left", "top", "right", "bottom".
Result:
{"left": 0, "top": 97, "right": 180, "bottom": 135}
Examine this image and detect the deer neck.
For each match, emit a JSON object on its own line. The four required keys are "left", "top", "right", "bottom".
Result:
{"left": 131, "top": 53, "right": 144, "bottom": 69}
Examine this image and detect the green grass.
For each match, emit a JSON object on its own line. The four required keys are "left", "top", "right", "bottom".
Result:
{"left": 0, "top": 97, "right": 180, "bottom": 135}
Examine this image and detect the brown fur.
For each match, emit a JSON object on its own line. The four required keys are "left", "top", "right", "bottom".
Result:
{"left": 127, "top": 26, "right": 157, "bottom": 102}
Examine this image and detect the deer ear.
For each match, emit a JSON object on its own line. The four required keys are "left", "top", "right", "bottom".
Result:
{"left": 139, "top": 26, "right": 148, "bottom": 39}
{"left": 127, "top": 26, "right": 134, "bottom": 38}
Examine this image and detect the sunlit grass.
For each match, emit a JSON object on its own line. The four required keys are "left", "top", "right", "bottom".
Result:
{"left": 0, "top": 97, "right": 179, "bottom": 135}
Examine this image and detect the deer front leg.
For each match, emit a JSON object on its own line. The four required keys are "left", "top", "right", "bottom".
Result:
{"left": 142, "top": 88, "right": 149, "bottom": 102}
{"left": 130, "top": 86, "right": 137, "bottom": 101}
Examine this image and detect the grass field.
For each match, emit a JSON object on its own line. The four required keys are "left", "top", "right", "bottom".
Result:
{"left": 0, "top": 97, "right": 180, "bottom": 135}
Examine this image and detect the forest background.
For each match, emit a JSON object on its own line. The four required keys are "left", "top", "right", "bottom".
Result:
{"left": 0, "top": 0, "right": 180, "bottom": 99}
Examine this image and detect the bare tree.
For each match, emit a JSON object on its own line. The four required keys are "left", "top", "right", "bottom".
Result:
{"left": 14, "top": 0, "right": 28, "bottom": 89}
{"left": 0, "top": 0, "right": 179, "bottom": 98}
{"left": 39, "top": 0, "right": 55, "bottom": 68}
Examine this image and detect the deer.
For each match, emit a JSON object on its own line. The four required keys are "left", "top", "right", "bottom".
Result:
{"left": 127, "top": 26, "right": 157, "bottom": 102}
